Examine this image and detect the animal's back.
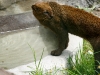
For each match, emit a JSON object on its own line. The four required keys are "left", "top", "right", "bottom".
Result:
{"left": 61, "top": 5, "right": 100, "bottom": 37}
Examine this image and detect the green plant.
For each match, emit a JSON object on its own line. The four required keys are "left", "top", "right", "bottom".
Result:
{"left": 28, "top": 40, "right": 97, "bottom": 75}
{"left": 28, "top": 44, "right": 44, "bottom": 75}
{"left": 67, "top": 40, "right": 95, "bottom": 75}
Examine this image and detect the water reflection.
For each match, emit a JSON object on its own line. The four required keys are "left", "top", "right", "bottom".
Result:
{"left": 0, "top": 25, "right": 58, "bottom": 69}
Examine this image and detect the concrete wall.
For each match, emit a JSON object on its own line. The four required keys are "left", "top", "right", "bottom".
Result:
{"left": 0, "top": 0, "right": 99, "bottom": 16}
{"left": 0, "top": 0, "right": 97, "bottom": 9}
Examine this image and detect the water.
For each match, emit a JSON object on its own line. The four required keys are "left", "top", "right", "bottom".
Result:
{"left": 0, "top": 26, "right": 58, "bottom": 69}
{"left": 0, "top": 9, "right": 58, "bottom": 69}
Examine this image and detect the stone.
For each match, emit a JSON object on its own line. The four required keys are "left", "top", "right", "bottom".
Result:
{"left": 0, "top": 0, "right": 99, "bottom": 16}
{"left": 0, "top": 68, "right": 14, "bottom": 75}
{"left": 0, "top": 0, "right": 22, "bottom": 9}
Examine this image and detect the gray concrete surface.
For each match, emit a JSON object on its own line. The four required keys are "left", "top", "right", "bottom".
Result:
{"left": 7, "top": 33, "right": 83, "bottom": 75}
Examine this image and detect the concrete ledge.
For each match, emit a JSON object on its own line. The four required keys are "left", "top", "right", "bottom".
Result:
{"left": 7, "top": 33, "right": 83, "bottom": 75}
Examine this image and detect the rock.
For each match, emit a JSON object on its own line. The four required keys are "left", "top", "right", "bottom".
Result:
{"left": 0, "top": 0, "right": 22, "bottom": 9}
{"left": 0, "top": 68, "right": 14, "bottom": 75}
{"left": 58, "top": 0, "right": 97, "bottom": 7}
{"left": 0, "top": 0, "right": 99, "bottom": 15}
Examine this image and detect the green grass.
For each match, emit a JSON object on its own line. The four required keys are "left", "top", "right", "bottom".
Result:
{"left": 29, "top": 40, "right": 95, "bottom": 75}
{"left": 28, "top": 44, "right": 44, "bottom": 75}
{"left": 67, "top": 40, "right": 95, "bottom": 75}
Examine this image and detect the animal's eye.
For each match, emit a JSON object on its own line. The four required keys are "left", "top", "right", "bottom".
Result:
{"left": 43, "top": 10, "right": 53, "bottom": 19}
{"left": 43, "top": 11, "right": 49, "bottom": 15}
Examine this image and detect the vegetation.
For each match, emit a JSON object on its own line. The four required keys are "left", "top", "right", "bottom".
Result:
{"left": 29, "top": 40, "right": 95, "bottom": 75}
{"left": 67, "top": 40, "right": 95, "bottom": 75}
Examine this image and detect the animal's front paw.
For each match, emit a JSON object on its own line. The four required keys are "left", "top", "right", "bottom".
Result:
{"left": 51, "top": 50, "right": 62, "bottom": 56}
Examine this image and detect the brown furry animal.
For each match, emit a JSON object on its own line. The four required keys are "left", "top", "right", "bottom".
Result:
{"left": 31, "top": 2, "right": 100, "bottom": 74}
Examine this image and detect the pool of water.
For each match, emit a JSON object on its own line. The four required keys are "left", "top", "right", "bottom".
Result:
{"left": 0, "top": 25, "right": 58, "bottom": 69}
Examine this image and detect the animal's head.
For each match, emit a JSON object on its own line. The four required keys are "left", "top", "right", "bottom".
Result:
{"left": 31, "top": 2, "right": 53, "bottom": 21}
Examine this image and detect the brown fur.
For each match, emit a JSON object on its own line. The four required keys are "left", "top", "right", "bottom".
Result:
{"left": 31, "top": 2, "right": 100, "bottom": 74}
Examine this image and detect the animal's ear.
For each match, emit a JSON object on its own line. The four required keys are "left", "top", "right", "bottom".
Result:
{"left": 31, "top": 5, "right": 34, "bottom": 10}
{"left": 31, "top": 5, "right": 37, "bottom": 11}
{"left": 43, "top": 10, "right": 53, "bottom": 19}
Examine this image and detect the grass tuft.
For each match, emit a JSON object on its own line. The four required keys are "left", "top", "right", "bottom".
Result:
{"left": 28, "top": 43, "right": 44, "bottom": 75}
{"left": 28, "top": 40, "right": 96, "bottom": 75}
{"left": 67, "top": 40, "right": 95, "bottom": 75}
